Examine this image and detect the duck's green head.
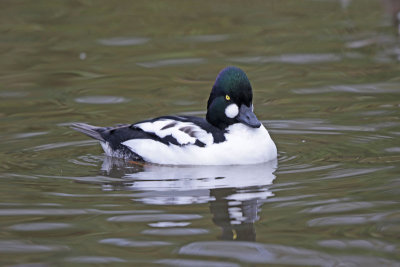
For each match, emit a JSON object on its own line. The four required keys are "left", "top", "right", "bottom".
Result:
{"left": 206, "top": 66, "right": 261, "bottom": 130}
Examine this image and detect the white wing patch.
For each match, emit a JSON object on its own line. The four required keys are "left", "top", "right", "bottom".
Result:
{"left": 132, "top": 119, "right": 214, "bottom": 146}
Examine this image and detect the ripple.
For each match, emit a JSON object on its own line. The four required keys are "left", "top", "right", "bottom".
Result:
{"left": 148, "top": 222, "right": 191, "bottom": 227}
{"left": 69, "top": 160, "right": 97, "bottom": 167}
{"left": 0, "top": 209, "right": 87, "bottom": 216}
{"left": 269, "top": 129, "right": 340, "bottom": 135}
{"left": 352, "top": 134, "right": 394, "bottom": 144}
{"left": 266, "top": 119, "right": 375, "bottom": 134}
{"left": 142, "top": 228, "right": 208, "bottom": 236}
{"left": 108, "top": 214, "right": 202, "bottom": 222}
{"left": 69, "top": 154, "right": 103, "bottom": 167}
{"left": 0, "top": 202, "right": 61, "bottom": 207}
{"left": 179, "top": 241, "right": 334, "bottom": 265}
{"left": 0, "top": 91, "right": 29, "bottom": 98}
{"left": 0, "top": 174, "right": 37, "bottom": 180}
{"left": 273, "top": 198, "right": 352, "bottom": 208}
{"left": 97, "top": 37, "right": 149, "bottom": 46}
{"left": 385, "top": 147, "right": 400, "bottom": 153}
{"left": 265, "top": 194, "right": 314, "bottom": 203}
{"left": 7, "top": 263, "right": 50, "bottom": 267}
{"left": 318, "top": 239, "right": 397, "bottom": 253}
{"left": 276, "top": 164, "right": 340, "bottom": 174}
{"left": 31, "top": 140, "right": 97, "bottom": 151}
{"left": 42, "top": 175, "right": 122, "bottom": 184}
{"left": 302, "top": 202, "right": 376, "bottom": 213}
{"left": 0, "top": 240, "right": 68, "bottom": 253}
{"left": 0, "top": 208, "right": 161, "bottom": 216}
{"left": 99, "top": 238, "right": 171, "bottom": 247}
{"left": 155, "top": 259, "right": 240, "bottom": 267}
{"left": 8, "top": 223, "right": 72, "bottom": 231}
{"left": 293, "top": 83, "right": 400, "bottom": 94}
{"left": 137, "top": 58, "right": 205, "bottom": 68}
{"left": 173, "top": 100, "right": 197, "bottom": 106}
{"left": 307, "top": 212, "right": 391, "bottom": 226}
{"left": 184, "top": 34, "right": 229, "bottom": 43}
{"left": 231, "top": 53, "right": 341, "bottom": 64}
{"left": 358, "top": 110, "right": 393, "bottom": 116}
{"left": 345, "top": 35, "right": 394, "bottom": 49}
{"left": 322, "top": 167, "right": 393, "bottom": 179}
{"left": 65, "top": 256, "right": 126, "bottom": 263}
{"left": 179, "top": 241, "right": 399, "bottom": 266}
{"left": 51, "top": 70, "right": 103, "bottom": 78}
{"left": 277, "top": 154, "right": 298, "bottom": 163}
{"left": 74, "top": 96, "right": 129, "bottom": 104}
{"left": 14, "top": 132, "right": 48, "bottom": 139}
{"left": 47, "top": 192, "right": 140, "bottom": 197}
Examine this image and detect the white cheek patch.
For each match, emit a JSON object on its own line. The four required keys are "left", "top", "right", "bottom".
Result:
{"left": 225, "top": 104, "right": 239, "bottom": 118}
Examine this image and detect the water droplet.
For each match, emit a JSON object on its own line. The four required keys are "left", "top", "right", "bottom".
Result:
{"left": 79, "top": 52, "right": 87, "bottom": 60}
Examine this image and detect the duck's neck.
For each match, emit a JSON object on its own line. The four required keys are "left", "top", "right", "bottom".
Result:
{"left": 206, "top": 113, "right": 228, "bottom": 130}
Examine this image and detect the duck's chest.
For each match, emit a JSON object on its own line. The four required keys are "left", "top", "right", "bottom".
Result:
{"left": 214, "top": 124, "right": 276, "bottom": 164}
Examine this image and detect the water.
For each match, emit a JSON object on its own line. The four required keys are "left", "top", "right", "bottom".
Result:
{"left": 1, "top": 0, "right": 400, "bottom": 266}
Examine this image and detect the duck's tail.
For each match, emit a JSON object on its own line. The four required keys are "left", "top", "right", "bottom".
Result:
{"left": 71, "top": 123, "right": 105, "bottom": 142}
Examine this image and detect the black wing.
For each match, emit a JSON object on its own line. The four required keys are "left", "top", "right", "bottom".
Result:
{"left": 71, "top": 116, "right": 226, "bottom": 155}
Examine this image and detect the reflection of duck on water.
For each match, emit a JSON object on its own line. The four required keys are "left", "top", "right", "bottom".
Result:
{"left": 210, "top": 188, "right": 260, "bottom": 241}
{"left": 101, "top": 157, "right": 277, "bottom": 241}
{"left": 381, "top": 0, "right": 400, "bottom": 33}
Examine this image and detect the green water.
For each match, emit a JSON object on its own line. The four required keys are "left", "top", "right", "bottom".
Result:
{"left": 1, "top": 0, "right": 400, "bottom": 266}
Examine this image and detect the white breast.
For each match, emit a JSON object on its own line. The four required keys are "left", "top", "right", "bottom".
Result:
{"left": 122, "top": 123, "right": 277, "bottom": 165}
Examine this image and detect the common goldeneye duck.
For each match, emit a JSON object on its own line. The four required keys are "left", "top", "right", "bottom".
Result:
{"left": 71, "top": 66, "right": 277, "bottom": 165}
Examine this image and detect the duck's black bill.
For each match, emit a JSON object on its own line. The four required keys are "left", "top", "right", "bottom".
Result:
{"left": 237, "top": 104, "right": 261, "bottom": 128}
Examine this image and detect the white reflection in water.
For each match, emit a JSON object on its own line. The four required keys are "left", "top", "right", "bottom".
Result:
{"left": 74, "top": 96, "right": 129, "bottom": 104}
{"left": 0, "top": 240, "right": 68, "bottom": 253}
{"left": 101, "top": 158, "right": 277, "bottom": 241}
{"left": 65, "top": 256, "right": 126, "bottom": 263}
{"left": 101, "top": 158, "right": 277, "bottom": 204}
{"left": 231, "top": 53, "right": 342, "bottom": 64}
{"left": 155, "top": 258, "right": 240, "bottom": 267}
{"left": 318, "top": 239, "right": 397, "bottom": 253}
{"left": 149, "top": 221, "right": 190, "bottom": 227}
{"left": 292, "top": 82, "right": 400, "bottom": 94}
{"left": 97, "top": 37, "right": 149, "bottom": 46}
{"left": 8, "top": 223, "right": 71, "bottom": 231}
{"left": 99, "top": 238, "right": 171, "bottom": 247}
{"left": 307, "top": 212, "right": 393, "bottom": 226}
{"left": 142, "top": 228, "right": 208, "bottom": 236}
{"left": 184, "top": 34, "right": 229, "bottom": 43}
{"left": 179, "top": 241, "right": 398, "bottom": 266}
{"left": 322, "top": 166, "right": 393, "bottom": 180}
{"left": 137, "top": 58, "right": 205, "bottom": 68}
{"left": 107, "top": 213, "right": 201, "bottom": 222}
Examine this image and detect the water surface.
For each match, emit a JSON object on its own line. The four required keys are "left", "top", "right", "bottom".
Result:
{"left": 0, "top": 0, "right": 399, "bottom": 266}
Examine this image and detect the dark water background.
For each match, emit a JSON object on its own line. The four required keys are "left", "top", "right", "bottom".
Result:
{"left": 1, "top": 0, "right": 400, "bottom": 266}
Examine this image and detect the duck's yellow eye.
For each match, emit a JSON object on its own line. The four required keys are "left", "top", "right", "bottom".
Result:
{"left": 225, "top": 95, "right": 231, "bottom": 101}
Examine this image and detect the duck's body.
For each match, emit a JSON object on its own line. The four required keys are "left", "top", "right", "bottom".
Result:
{"left": 72, "top": 67, "right": 277, "bottom": 165}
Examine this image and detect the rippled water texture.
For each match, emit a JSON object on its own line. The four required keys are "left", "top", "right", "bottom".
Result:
{"left": 1, "top": 0, "right": 400, "bottom": 266}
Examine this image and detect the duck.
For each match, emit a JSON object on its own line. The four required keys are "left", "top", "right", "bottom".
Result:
{"left": 71, "top": 66, "right": 277, "bottom": 165}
